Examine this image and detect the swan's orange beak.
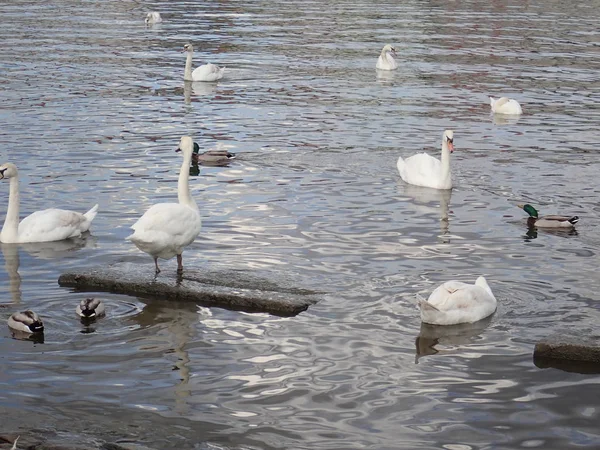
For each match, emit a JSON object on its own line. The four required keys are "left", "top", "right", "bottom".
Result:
{"left": 448, "top": 141, "right": 454, "bottom": 153}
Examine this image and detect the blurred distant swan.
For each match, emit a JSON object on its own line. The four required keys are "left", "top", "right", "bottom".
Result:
{"left": 418, "top": 277, "right": 497, "bottom": 326}
{"left": 489, "top": 96, "right": 522, "bottom": 115}
{"left": 145, "top": 12, "right": 162, "bottom": 24}
{"left": 397, "top": 130, "right": 454, "bottom": 190}
{"left": 127, "top": 136, "right": 202, "bottom": 274}
{"left": 0, "top": 163, "right": 98, "bottom": 243}
{"left": 183, "top": 43, "right": 224, "bottom": 82}
{"left": 376, "top": 44, "right": 398, "bottom": 71}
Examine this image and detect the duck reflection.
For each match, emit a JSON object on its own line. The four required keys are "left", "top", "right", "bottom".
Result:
{"left": 415, "top": 315, "right": 493, "bottom": 362}
{"left": 524, "top": 226, "right": 578, "bottom": 241}
{"left": 402, "top": 185, "right": 452, "bottom": 242}
{"left": 0, "top": 235, "right": 97, "bottom": 304}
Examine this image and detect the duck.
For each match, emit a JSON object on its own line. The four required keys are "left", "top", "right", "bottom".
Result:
{"left": 489, "top": 96, "right": 522, "bottom": 115}
{"left": 145, "top": 12, "right": 162, "bottom": 24}
{"left": 0, "top": 163, "right": 98, "bottom": 243}
{"left": 127, "top": 136, "right": 202, "bottom": 274}
{"left": 518, "top": 204, "right": 579, "bottom": 228}
{"left": 397, "top": 130, "right": 454, "bottom": 190}
{"left": 76, "top": 298, "right": 106, "bottom": 319}
{"left": 192, "top": 142, "right": 236, "bottom": 166}
{"left": 376, "top": 44, "right": 398, "bottom": 71}
{"left": 183, "top": 43, "right": 224, "bottom": 82}
{"left": 8, "top": 310, "right": 44, "bottom": 334}
{"left": 419, "top": 277, "right": 497, "bottom": 325}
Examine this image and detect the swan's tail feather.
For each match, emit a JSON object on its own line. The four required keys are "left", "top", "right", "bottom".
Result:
{"left": 489, "top": 96, "right": 496, "bottom": 107}
{"left": 84, "top": 204, "right": 99, "bottom": 223}
{"left": 417, "top": 294, "right": 439, "bottom": 312}
{"left": 569, "top": 216, "right": 579, "bottom": 225}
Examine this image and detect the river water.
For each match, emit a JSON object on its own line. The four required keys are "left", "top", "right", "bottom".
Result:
{"left": 1, "top": 0, "right": 600, "bottom": 448}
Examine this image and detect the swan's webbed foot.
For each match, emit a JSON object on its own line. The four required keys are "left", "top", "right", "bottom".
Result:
{"left": 154, "top": 257, "right": 161, "bottom": 274}
{"left": 176, "top": 254, "right": 183, "bottom": 272}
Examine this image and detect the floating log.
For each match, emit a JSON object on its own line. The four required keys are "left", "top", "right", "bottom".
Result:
{"left": 58, "top": 262, "right": 320, "bottom": 317}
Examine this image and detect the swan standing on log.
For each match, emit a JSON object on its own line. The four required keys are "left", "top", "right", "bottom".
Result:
{"left": 127, "top": 136, "right": 202, "bottom": 274}
{"left": 397, "top": 130, "right": 455, "bottom": 190}
{"left": 183, "top": 43, "right": 225, "bottom": 82}
{"left": 0, "top": 163, "right": 98, "bottom": 243}
{"left": 376, "top": 44, "right": 398, "bottom": 71}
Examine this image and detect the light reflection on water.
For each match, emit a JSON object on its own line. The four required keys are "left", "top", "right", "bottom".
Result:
{"left": 1, "top": 0, "right": 600, "bottom": 448}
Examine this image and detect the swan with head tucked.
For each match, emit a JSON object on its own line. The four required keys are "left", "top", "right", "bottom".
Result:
{"left": 145, "top": 12, "right": 162, "bottom": 24}
{"left": 76, "top": 298, "right": 106, "bottom": 319}
{"left": 183, "top": 43, "right": 224, "bottom": 82}
{"left": 489, "top": 96, "right": 522, "bottom": 115}
{"left": 376, "top": 44, "right": 398, "bottom": 71}
{"left": 0, "top": 163, "right": 98, "bottom": 243}
{"left": 419, "top": 277, "right": 497, "bottom": 325}
{"left": 397, "top": 130, "right": 455, "bottom": 190}
{"left": 127, "top": 136, "right": 202, "bottom": 274}
{"left": 8, "top": 310, "right": 44, "bottom": 334}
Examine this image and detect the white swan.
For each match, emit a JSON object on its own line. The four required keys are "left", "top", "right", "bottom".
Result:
{"left": 127, "top": 136, "right": 202, "bottom": 274}
{"left": 419, "top": 277, "right": 497, "bottom": 325}
{"left": 76, "top": 298, "right": 106, "bottom": 319}
{"left": 0, "top": 163, "right": 98, "bottom": 243}
{"left": 489, "top": 96, "right": 522, "bottom": 115}
{"left": 8, "top": 310, "right": 44, "bottom": 334}
{"left": 397, "top": 130, "right": 454, "bottom": 190}
{"left": 376, "top": 44, "right": 398, "bottom": 71}
{"left": 183, "top": 43, "right": 224, "bottom": 82}
{"left": 145, "top": 12, "right": 162, "bottom": 24}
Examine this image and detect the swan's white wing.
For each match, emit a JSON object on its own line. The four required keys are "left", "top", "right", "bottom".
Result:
{"left": 128, "top": 203, "right": 201, "bottom": 259}
{"left": 18, "top": 208, "right": 88, "bottom": 243}
{"left": 192, "top": 63, "right": 224, "bottom": 82}
{"left": 399, "top": 153, "right": 442, "bottom": 188}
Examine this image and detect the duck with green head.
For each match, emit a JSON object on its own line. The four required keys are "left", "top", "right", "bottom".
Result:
{"left": 192, "top": 142, "right": 236, "bottom": 166}
{"left": 518, "top": 204, "right": 579, "bottom": 228}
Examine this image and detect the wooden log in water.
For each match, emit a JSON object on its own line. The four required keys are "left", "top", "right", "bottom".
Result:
{"left": 58, "top": 262, "right": 321, "bottom": 317}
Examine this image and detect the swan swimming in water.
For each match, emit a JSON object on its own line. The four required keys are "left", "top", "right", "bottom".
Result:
{"left": 183, "top": 43, "right": 225, "bottom": 82}
{"left": 0, "top": 163, "right": 98, "bottom": 243}
{"left": 127, "top": 136, "right": 202, "bottom": 274}
{"left": 397, "top": 130, "right": 455, "bottom": 190}
{"left": 376, "top": 44, "right": 398, "bottom": 71}
{"left": 145, "top": 12, "right": 162, "bottom": 24}
{"left": 489, "top": 96, "right": 522, "bottom": 115}
{"left": 419, "top": 277, "right": 497, "bottom": 325}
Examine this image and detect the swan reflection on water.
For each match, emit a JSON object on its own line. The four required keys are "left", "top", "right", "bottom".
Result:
{"left": 183, "top": 80, "right": 218, "bottom": 104}
{"left": 401, "top": 184, "right": 452, "bottom": 243}
{"left": 0, "top": 234, "right": 97, "bottom": 304}
{"left": 415, "top": 314, "right": 494, "bottom": 362}
{"left": 491, "top": 113, "right": 521, "bottom": 126}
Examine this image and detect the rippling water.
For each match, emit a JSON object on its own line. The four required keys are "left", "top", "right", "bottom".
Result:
{"left": 1, "top": 0, "right": 600, "bottom": 448}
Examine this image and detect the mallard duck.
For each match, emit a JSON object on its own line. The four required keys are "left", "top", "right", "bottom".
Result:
{"left": 489, "top": 96, "right": 522, "bottom": 115}
{"left": 76, "top": 298, "right": 106, "bottom": 319}
{"left": 192, "top": 142, "right": 236, "bottom": 166}
{"left": 183, "top": 43, "right": 224, "bottom": 82}
{"left": 518, "top": 204, "right": 579, "bottom": 228}
{"left": 397, "top": 130, "right": 454, "bottom": 190}
{"left": 8, "top": 310, "right": 44, "bottom": 333}
{"left": 418, "top": 277, "right": 497, "bottom": 326}
{"left": 0, "top": 163, "right": 98, "bottom": 243}
{"left": 127, "top": 136, "right": 202, "bottom": 274}
{"left": 145, "top": 12, "right": 162, "bottom": 24}
{"left": 376, "top": 44, "right": 398, "bottom": 71}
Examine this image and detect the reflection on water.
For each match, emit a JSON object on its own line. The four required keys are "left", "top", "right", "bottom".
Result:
{"left": 1, "top": 0, "right": 600, "bottom": 448}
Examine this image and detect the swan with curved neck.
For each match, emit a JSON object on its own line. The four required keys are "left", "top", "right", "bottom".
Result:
{"left": 376, "top": 44, "right": 398, "bottom": 71}
{"left": 127, "top": 136, "right": 202, "bottom": 274}
{"left": 0, "top": 163, "right": 98, "bottom": 243}
{"left": 183, "top": 43, "right": 225, "bottom": 82}
{"left": 397, "top": 130, "right": 455, "bottom": 190}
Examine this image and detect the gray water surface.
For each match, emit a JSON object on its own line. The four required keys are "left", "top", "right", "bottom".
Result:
{"left": 1, "top": 0, "right": 600, "bottom": 449}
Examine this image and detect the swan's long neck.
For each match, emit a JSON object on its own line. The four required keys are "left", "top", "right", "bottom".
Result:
{"left": 178, "top": 152, "right": 198, "bottom": 212}
{"left": 440, "top": 140, "right": 451, "bottom": 180}
{"left": 184, "top": 51, "right": 193, "bottom": 81}
{"left": 1, "top": 177, "right": 20, "bottom": 243}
